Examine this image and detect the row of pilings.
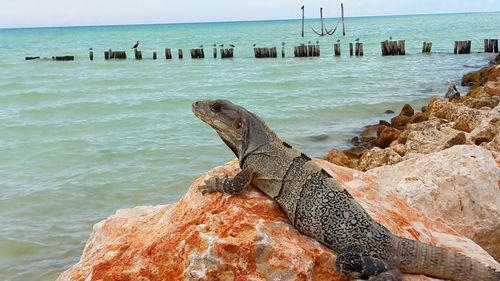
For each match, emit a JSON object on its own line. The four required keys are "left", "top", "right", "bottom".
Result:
{"left": 25, "top": 38, "right": 499, "bottom": 61}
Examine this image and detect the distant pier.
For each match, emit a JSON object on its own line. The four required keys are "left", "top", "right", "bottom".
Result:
{"left": 25, "top": 37, "right": 499, "bottom": 61}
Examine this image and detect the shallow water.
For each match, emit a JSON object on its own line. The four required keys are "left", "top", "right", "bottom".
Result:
{"left": 0, "top": 12, "right": 498, "bottom": 280}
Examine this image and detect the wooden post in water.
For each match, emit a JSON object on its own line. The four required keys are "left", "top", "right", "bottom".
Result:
{"left": 178, "top": 49, "right": 183, "bottom": 59}
{"left": 455, "top": 40, "right": 471, "bottom": 54}
{"left": 134, "top": 49, "right": 142, "bottom": 60}
{"left": 213, "top": 47, "right": 217, "bottom": 58}
{"left": 484, "top": 39, "right": 490, "bottom": 52}
{"left": 104, "top": 51, "right": 109, "bottom": 60}
{"left": 301, "top": 5, "right": 305, "bottom": 37}
{"left": 89, "top": 51, "right": 94, "bottom": 61}
{"left": 334, "top": 43, "right": 341, "bottom": 56}
{"left": 165, "top": 48, "right": 172, "bottom": 59}
{"left": 109, "top": 49, "right": 114, "bottom": 59}
{"left": 153, "top": 52, "right": 157, "bottom": 60}
{"left": 190, "top": 48, "right": 205, "bottom": 59}
{"left": 398, "top": 40, "right": 405, "bottom": 55}
{"left": 53, "top": 56, "right": 75, "bottom": 61}
{"left": 493, "top": 39, "right": 499, "bottom": 53}
{"left": 422, "top": 42, "right": 432, "bottom": 53}
{"left": 113, "top": 51, "right": 126, "bottom": 59}
{"left": 349, "top": 43, "right": 353, "bottom": 56}
{"left": 281, "top": 44, "right": 285, "bottom": 58}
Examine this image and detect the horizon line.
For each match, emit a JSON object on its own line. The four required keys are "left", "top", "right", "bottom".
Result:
{"left": 1, "top": 10, "right": 499, "bottom": 30}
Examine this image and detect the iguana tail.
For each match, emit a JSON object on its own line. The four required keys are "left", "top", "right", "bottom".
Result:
{"left": 392, "top": 236, "right": 500, "bottom": 281}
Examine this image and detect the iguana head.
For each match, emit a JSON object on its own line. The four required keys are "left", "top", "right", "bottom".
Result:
{"left": 192, "top": 99, "right": 275, "bottom": 162}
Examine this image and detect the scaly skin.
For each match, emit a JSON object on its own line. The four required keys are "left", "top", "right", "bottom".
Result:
{"left": 192, "top": 99, "right": 500, "bottom": 281}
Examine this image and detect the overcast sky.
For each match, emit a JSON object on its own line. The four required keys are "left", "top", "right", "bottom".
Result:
{"left": 1, "top": 0, "right": 499, "bottom": 28}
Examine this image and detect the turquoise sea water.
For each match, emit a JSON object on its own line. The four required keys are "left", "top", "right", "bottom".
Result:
{"left": 0, "top": 12, "right": 499, "bottom": 280}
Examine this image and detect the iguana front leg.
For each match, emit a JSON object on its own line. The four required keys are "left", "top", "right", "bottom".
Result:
{"left": 199, "top": 168, "right": 255, "bottom": 195}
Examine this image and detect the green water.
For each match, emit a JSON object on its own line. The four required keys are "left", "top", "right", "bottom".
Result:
{"left": 0, "top": 12, "right": 498, "bottom": 280}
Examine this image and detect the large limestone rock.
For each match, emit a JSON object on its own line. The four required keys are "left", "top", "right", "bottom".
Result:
{"left": 367, "top": 145, "right": 500, "bottom": 261}
{"left": 58, "top": 159, "right": 499, "bottom": 281}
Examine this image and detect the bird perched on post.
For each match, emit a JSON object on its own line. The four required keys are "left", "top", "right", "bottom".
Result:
{"left": 355, "top": 38, "right": 360, "bottom": 42}
{"left": 229, "top": 44, "right": 235, "bottom": 48}
{"left": 132, "top": 41, "right": 139, "bottom": 49}
{"left": 199, "top": 45, "right": 203, "bottom": 48}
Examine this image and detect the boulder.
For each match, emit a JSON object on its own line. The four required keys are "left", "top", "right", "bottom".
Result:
{"left": 400, "top": 104, "right": 415, "bottom": 117}
{"left": 485, "top": 81, "right": 500, "bottom": 96}
{"left": 427, "top": 98, "right": 489, "bottom": 132}
{"left": 358, "top": 147, "right": 403, "bottom": 171}
{"left": 472, "top": 96, "right": 500, "bottom": 109}
{"left": 390, "top": 115, "right": 411, "bottom": 129}
{"left": 373, "top": 125, "right": 401, "bottom": 149}
{"left": 367, "top": 145, "right": 500, "bottom": 261}
{"left": 408, "top": 111, "right": 428, "bottom": 124}
{"left": 324, "top": 148, "right": 357, "bottom": 169}
{"left": 57, "top": 159, "right": 499, "bottom": 281}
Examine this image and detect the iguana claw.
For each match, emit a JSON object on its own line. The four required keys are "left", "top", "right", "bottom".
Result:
{"left": 198, "top": 177, "right": 223, "bottom": 194}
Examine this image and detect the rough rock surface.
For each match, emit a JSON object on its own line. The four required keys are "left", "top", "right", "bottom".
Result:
{"left": 57, "top": 160, "right": 499, "bottom": 281}
{"left": 324, "top": 63, "right": 500, "bottom": 171}
{"left": 367, "top": 145, "right": 500, "bottom": 261}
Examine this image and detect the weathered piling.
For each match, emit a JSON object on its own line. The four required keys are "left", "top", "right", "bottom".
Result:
{"left": 113, "top": 51, "right": 126, "bottom": 59}
{"left": 281, "top": 45, "right": 285, "bottom": 58}
{"left": 165, "top": 48, "right": 172, "bottom": 59}
{"left": 213, "top": 47, "right": 217, "bottom": 58}
{"left": 484, "top": 39, "right": 499, "bottom": 53}
{"left": 190, "top": 48, "right": 205, "bottom": 59}
{"left": 153, "top": 52, "right": 157, "bottom": 60}
{"left": 422, "top": 42, "right": 433, "bottom": 53}
{"left": 134, "top": 49, "right": 142, "bottom": 60}
{"left": 454, "top": 40, "right": 471, "bottom": 54}
{"left": 220, "top": 48, "right": 234, "bottom": 59}
{"left": 334, "top": 43, "right": 341, "bottom": 56}
{"left": 398, "top": 40, "right": 406, "bottom": 55}
{"left": 25, "top": 56, "right": 40, "bottom": 60}
{"left": 294, "top": 44, "right": 320, "bottom": 57}
{"left": 349, "top": 43, "right": 353, "bottom": 56}
{"left": 355, "top": 42, "right": 363, "bottom": 56}
{"left": 178, "top": 49, "right": 183, "bottom": 59}
{"left": 104, "top": 50, "right": 126, "bottom": 60}
{"left": 381, "top": 40, "right": 404, "bottom": 56}
{"left": 254, "top": 47, "right": 277, "bottom": 58}
{"left": 89, "top": 51, "right": 94, "bottom": 61}
{"left": 53, "top": 56, "right": 74, "bottom": 61}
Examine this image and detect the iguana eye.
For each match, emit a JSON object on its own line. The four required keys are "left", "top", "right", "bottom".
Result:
{"left": 210, "top": 103, "right": 222, "bottom": 112}
{"left": 234, "top": 118, "right": 242, "bottom": 129}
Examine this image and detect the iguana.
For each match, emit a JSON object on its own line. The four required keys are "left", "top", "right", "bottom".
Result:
{"left": 192, "top": 99, "right": 500, "bottom": 281}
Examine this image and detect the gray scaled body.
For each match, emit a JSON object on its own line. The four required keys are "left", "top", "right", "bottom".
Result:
{"left": 192, "top": 99, "right": 500, "bottom": 281}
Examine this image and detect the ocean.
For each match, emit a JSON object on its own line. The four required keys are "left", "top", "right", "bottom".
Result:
{"left": 0, "top": 12, "right": 498, "bottom": 281}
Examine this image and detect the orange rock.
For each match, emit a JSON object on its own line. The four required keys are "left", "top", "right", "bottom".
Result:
{"left": 408, "top": 112, "right": 428, "bottom": 124}
{"left": 373, "top": 125, "right": 401, "bottom": 149}
{"left": 390, "top": 115, "right": 411, "bottom": 129}
{"left": 399, "top": 103, "right": 415, "bottom": 117}
{"left": 485, "top": 81, "right": 500, "bottom": 96}
{"left": 324, "top": 148, "right": 357, "bottom": 169}
{"left": 57, "top": 160, "right": 499, "bottom": 281}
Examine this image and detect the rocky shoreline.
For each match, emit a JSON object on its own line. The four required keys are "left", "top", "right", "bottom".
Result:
{"left": 57, "top": 56, "right": 500, "bottom": 280}
{"left": 325, "top": 54, "right": 500, "bottom": 171}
